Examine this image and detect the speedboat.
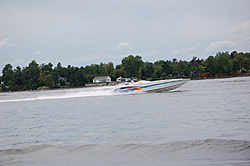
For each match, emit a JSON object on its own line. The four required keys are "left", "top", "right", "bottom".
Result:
{"left": 114, "top": 79, "right": 189, "bottom": 93}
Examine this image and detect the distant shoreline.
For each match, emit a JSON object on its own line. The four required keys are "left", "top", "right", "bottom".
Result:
{"left": 191, "top": 73, "right": 250, "bottom": 80}
{"left": 1, "top": 74, "right": 249, "bottom": 93}
{"left": 0, "top": 82, "right": 111, "bottom": 93}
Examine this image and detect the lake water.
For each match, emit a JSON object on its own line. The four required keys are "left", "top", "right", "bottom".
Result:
{"left": 0, "top": 77, "right": 250, "bottom": 166}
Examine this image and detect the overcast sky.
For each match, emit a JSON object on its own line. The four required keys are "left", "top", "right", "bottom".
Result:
{"left": 0, "top": 0, "right": 250, "bottom": 71}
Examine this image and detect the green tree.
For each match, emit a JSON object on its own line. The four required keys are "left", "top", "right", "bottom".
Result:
{"left": 205, "top": 56, "right": 216, "bottom": 77}
{"left": 142, "top": 61, "right": 154, "bottom": 78}
{"left": 121, "top": 55, "right": 143, "bottom": 78}
{"left": 51, "top": 70, "right": 59, "bottom": 85}
{"left": 99, "top": 62, "right": 106, "bottom": 75}
{"left": 172, "top": 58, "right": 178, "bottom": 76}
{"left": 44, "top": 74, "right": 53, "bottom": 88}
{"left": 38, "top": 73, "right": 46, "bottom": 86}
{"left": 69, "top": 67, "right": 76, "bottom": 86}
{"left": 151, "top": 73, "right": 157, "bottom": 80}
{"left": 84, "top": 65, "right": 93, "bottom": 75}
{"left": 4, "top": 70, "right": 14, "bottom": 86}
{"left": 244, "top": 55, "right": 250, "bottom": 70}
{"left": 154, "top": 65, "right": 163, "bottom": 78}
{"left": 113, "top": 69, "right": 123, "bottom": 79}
{"left": 92, "top": 64, "right": 101, "bottom": 75}
{"left": 68, "top": 67, "right": 85, "bottom": 86}
{"left": 56, "top": 62, "right": 62, "bottom": 69}
{"left": 230, "top": 51, "right": 238, "bottom": 59}
{"left": 190, "top": 56, "right": 197, "bottom": 70}
{"left": 215, "top": 52, "right": 232, "bottom": 76}
{"left": 231, "top": 52, "right": 250, "bottom": 73}
{"left": 115, "top": 64, "right": 122, "bottom": 69}
{"left": 235, "top": 54, "right": 248, "bottom": 69}
{"left": 13, "top": 66, "right": 23, "bottom": 89}
{"left": 54, "top": 62, "right": 67, "bottom": 85}
{"left": 196, "top": 65, "right": 206, "bottom": 78}
{"left": 22, "top": 60, "right": 40, "bottom": 90}
{"left": 162, "top": 60, "right": 173, "bottom": 76}
{"left": 2, "top": 64, "right": 14, "bottom": 86}
{"left": 153, "top": 60, "right": 164, "bottom": 78}
{"left": 141, "top": 68, "right": 146, "bottom": 78}
{"left": 104, "top": 62, "right": 114, "bottom": 76}
{"left": 40, "top": 62, "right": 53, "bottom": 73}
{"left": 78, "top": 69, "right": 85, "bottom": 86}
{"left": 232, "top": 57, "right": 240, "bottom": 75}
{"left": 161, "top": 72, "right": 167, "bottom": 78}
{"left": 2, "top": 64, "right": 13, "bottom": 76}
{"left": 177, "top": 60, "right": 187, "bottom": 76}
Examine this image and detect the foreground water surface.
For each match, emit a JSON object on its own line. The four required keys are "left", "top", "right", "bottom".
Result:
{"left": 0, "top": 77, "right": 250, "bottom": 165}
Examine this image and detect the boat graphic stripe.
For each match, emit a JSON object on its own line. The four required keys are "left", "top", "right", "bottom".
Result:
{"left": 142, "top": 80, "right": 182, "bottom": 88}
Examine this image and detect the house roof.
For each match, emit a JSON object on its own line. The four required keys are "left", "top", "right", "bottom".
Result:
{"left": 93, "top": 76, "right": 111, "bottom": 80}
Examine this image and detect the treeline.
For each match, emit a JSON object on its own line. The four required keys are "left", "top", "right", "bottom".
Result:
{"left": 117, "top": 51, "right": 249, "bottom": 79}
{"left": 1, "top": 51, "right": 250, "bottom": 91}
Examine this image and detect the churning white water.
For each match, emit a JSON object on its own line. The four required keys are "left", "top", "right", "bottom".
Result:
{"left": 0, "top": 86, "right": 117, "bottom": 103}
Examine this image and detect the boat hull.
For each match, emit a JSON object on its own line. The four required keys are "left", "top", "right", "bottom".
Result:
{"left": 114, "top": 79, "right": 189, "bottom": 93}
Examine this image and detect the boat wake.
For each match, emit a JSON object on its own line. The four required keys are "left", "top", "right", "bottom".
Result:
{"left": 1, "top": 139, "right": 249, "bottom": 166}
{"left": 0, "top": 79, "right": 190, "bottom": 103}
{"left": 0, "top": 86, "right": 120, "bottom": 103}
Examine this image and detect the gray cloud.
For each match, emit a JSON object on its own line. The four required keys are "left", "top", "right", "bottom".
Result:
{"left": 68, "top": 39, "right": 80, "bottom": 44}
{"left": 35, "top": 50, "right": 42, "bottom": 54}
{"left": 1, "top": 0, "right": 250, "bottom": 71}
{"left": 7, "top": 43, "right": 17, "bottom": 48}
{"left": 115, "top": 42, "right": 131, "bottom": 49}
{"left": 0, "top": 39, "right": 8, "bottom": 47}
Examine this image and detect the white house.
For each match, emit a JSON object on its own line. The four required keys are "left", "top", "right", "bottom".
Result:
{"left": 116, "top": 76, "right": 131, "bottom": 82}
{"left": 93, "top": 76, "right": 111, "bottom": 83}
